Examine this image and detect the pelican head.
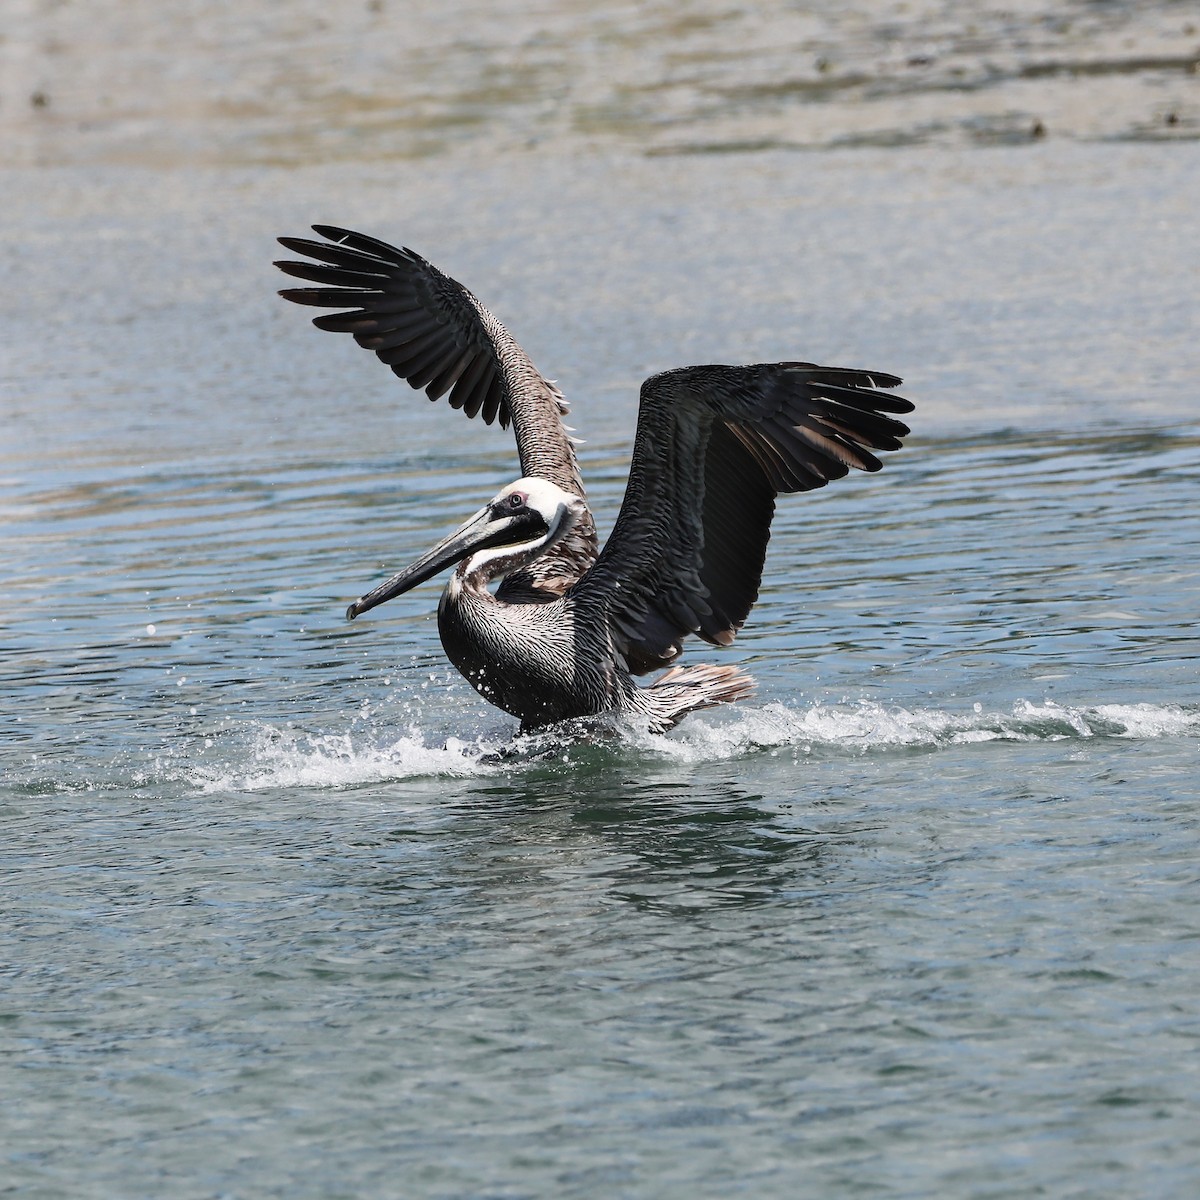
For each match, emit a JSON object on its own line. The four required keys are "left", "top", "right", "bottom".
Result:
{"left": 346, "top": 477, "right": 582, "bottom": 620}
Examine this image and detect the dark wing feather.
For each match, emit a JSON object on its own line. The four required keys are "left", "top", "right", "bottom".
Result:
{"left": 275, "top": 226, "right": 597, "bottom": 590}
{"left": 569, "top": 363, "right": 913, "bottom": 673}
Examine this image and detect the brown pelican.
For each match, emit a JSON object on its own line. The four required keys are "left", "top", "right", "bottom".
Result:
{"left": 275, "top": 226, "right": 913, "bottom": 733}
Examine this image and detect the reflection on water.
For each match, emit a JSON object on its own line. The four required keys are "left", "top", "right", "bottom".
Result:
{"left": 5, "top": 0, "right": 1198, "bottom": 165}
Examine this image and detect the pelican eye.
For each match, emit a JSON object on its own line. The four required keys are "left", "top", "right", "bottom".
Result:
{"left": 507, "top": 493, "right": 525, "bottom": 510}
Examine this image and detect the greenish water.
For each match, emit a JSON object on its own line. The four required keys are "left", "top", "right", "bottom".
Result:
{"left": 3, "top": 2, "right": 1200, "bottom": 1196}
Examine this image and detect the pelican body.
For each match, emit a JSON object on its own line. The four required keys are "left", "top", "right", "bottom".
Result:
{"left": 276, "top": 227, "right": 914, "bottom": 733}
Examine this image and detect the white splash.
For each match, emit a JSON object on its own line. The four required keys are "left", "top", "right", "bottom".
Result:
{"left": 1088, "top": 703, "right": 1200, "bottom": 739}
{"left": 190, "top": 723, "right": 495, "bottom": 792}
{"left": 637, "top": 698, "right": 1200, "bottom": 762}
{"left": 179, "top": 699, "right": 1198, "bottom": 792}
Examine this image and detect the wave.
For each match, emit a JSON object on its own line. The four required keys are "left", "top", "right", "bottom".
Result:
{"left": 178, "top": 699, "right": 1198, "bottom": 791}
{"left": 642, "top": 698, "right": 1200, "bottom": 762}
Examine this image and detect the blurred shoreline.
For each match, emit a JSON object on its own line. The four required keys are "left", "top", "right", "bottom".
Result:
{"left": 3, "top": 0, "right": 1197, "bottom": 168}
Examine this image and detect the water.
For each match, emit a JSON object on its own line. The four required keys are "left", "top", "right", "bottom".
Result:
{"left": 4, "top": 2, "right": 1200, "bottom": 1196}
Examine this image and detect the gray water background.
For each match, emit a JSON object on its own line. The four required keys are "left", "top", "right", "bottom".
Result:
{"left": 3, "top": 2, "right": 1200, "bottom": 1197}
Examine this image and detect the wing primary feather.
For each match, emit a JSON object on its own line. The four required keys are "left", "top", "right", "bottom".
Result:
{"left": 274, "top": 261, "right": 390, "bottom": 288}
{"left": 807, "top": 407, "right": 908, "bottom": 450}
{"left": 309, "top": 311, "right": 380, "bottom": 333}
{"left": 447, "top": 352, "right": 491, "bottom": 414}
{"left": 360, "top": 309, "right": 440, "bottom": 334}
{"left": 355, "top": 321, "right": 443, "bottom": 351}
{"left": 780, "top": 415, "right": 878, "bottom": 475}
{"left": 454, "top": 361, "right": 495, "bottom": 419}
{"left": 480, "top": 376, "right": 506, "bottom": 427}
{"left": 425, "top": 347, "right": 476, "bottom": 401}
{"left": 277, "top": 286, "right": 383, "bottom": 309}
{"left": 309, "top": 225, "right": 417, "bottom": 265}
{"left": 780, "top": 363, "right": 905, "bottom": 393}
{"left": 406, "top": 344, "right": 457, "bottom": 391}
{"left": 276, "top": 237, "right": 391, "bottom": 269}
{"left": 805, "top": 379, "right": 914, "bottom": 415}
{"left": 374, "top": 326, "right": 444, "bottom": 361}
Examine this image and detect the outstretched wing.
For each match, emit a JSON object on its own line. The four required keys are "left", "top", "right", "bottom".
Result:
{"left": 275, "top": 226, "right": 597, "bottom": 590}
{"left": 569, "top": 363, "right": 913, "bottom": 673}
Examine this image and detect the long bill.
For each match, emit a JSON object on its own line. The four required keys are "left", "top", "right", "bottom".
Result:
{"left": 346, "top": 505, "right": 519, "bottom": 620}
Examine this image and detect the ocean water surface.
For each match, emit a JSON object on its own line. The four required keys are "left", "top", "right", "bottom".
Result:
{"left": 3, "top": 2, "right": 1200, "bottom": 1196}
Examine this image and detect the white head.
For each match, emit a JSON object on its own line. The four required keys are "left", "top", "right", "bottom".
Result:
{"left": 459, "top": 477, "right": 583, "bottom": 578}
{"left": 346, "top": 477, "right": 583, "bottom": 618}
